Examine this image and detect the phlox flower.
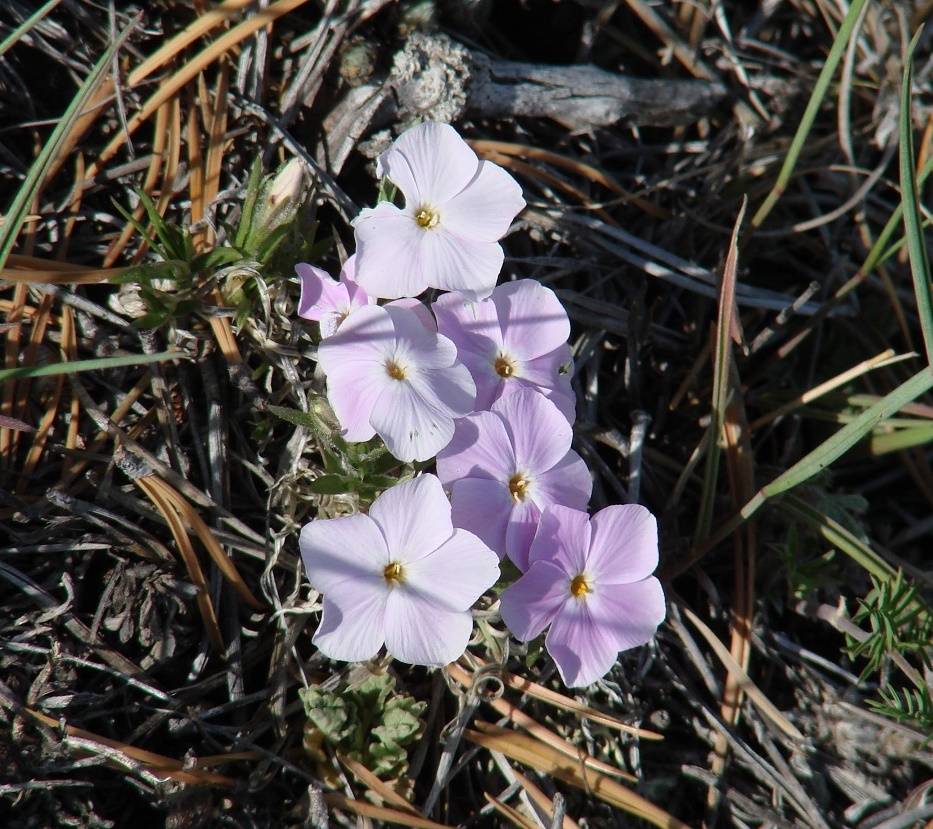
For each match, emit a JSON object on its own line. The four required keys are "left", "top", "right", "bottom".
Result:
{"left": 499, "top": 503, "right": 665, "bottom": 687}
{"left": 296, "top": 255, "right": 373, "bottom": 338}
{"left": 300, "top": 475, "right": 500, "bottom": 666}
{"left": 353, "top": 121, "right": 526, "bottom": 300}
{"left": 433, "top": 279, "right": 576, "bottom": 423}
{"left": 316, "top": 302, "right": 475, "bottom": 462}
{"left": 436, "top": 388, "right": 591, "bottom": 571}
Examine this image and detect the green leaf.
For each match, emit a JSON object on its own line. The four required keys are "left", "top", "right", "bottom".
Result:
{"left": 0, "top": 350, "right": 182, "bottom": 383}
{"left": 307, "top": 475, "right": 354, "bottom": 495}
{"left": 0, "top": 0, "right": 62, "bottom": 61}
{"left": 899, "top": 27, "right": 933, "bottom": 365}
{"left": 190, "top": 246, "right": 243, "bottom": 272}
{"left": 750, "top": 0, "right": 871, "bottom": 229}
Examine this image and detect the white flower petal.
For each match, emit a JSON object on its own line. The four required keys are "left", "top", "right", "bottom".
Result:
{"left": 384, "top": 590, "right": 473, "bottom": 666}
{"left": 353, "top": 204, "right": 430, "bottom": 299}
{"left": 442, "top": 160, "right": 525, "bottom": 242}
{"left": 368, "top": 476, "right": 452, "bottom": 563}
{"left": 370, "top": 378, "right": 456, "bottom": 462}
{"left": 379, "top": 121, "right": 480, "bottom": 206}
{"left": 404, "top": 528, "right": 500, "bottom": 611}
{"left": 300, "top": 513, "right": 389, "bottom": 595}
{"left": 419, "top": 228, "right": 503, "bottom": 300}
{"left": 313, "top": 586, "right": 388, "bottom": 663}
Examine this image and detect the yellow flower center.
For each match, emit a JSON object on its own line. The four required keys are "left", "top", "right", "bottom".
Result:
{"left": 508, "top": 472, "right": 530, "bottom": 502}
{"left": 570, "top": 574, "right": 591, "bottom": 598}
{"left": 494, "top": 355, "right": 516, "bottom": 378}
{"left": 383, "top": 561, "right": 404, "bottom": 584}
{"left": 414, "top": 207, "right": 440, "bottom": 229}
{"left": 385, "top": 360, "right": 406, "bottom": 380}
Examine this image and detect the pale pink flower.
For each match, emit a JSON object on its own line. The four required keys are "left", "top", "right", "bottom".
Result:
{"left": 300, "top": 475, "right": 500, "bottom": 666}
{"left": 499, "top": 504, "right": 665, "bottom": 687}
{"left": 353, "top": 121, "right": 526, "bottom": 300}
{"left": 436, "top": 388, "right": 591, "bottom": 571}
{"left": 296, "top": 255, "right": 373, "bottom": 338}
{"left": 316, "top": 303, "right": 476, "bottom": 462}
{"left": 433, "top": 279, "right": 576, "bottom": 423}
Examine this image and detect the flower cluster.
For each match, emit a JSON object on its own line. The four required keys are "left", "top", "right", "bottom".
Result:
{"left": 297, "top": 121, "right": 665, "bottom": 686}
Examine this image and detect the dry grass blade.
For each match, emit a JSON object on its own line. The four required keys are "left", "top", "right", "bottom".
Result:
{"left": 483, "top": 792, "right": 540, "bottom": 829}
{"left": 465, "top": 723, "right": 691, "bottom": 829}
{"left": 678, "top": 602, "right": 804, "bottom": 741}
{"left": 134, "top": 476, "right": 226, "bottom": 653}
{"left": 89, "top": 0, "right": 317, "bottom": 177}
{"left": 510, "top": 768, "right": 582, "bottom": 829}
{"left": 447, "top": 663, "right": 635, "bottom": 781}
{"left": 749, "top": 349, "right": 911, "bottom": 431}
{"left": 127, "top": 0, "right": 257, "bottom": 86}
{"left": 152, "top": 478, "right": 265, "bottom": 611}
{"left": 24, "top": 708, "right": 236, "bottom": 786}
{"left": 15, "top": 296, "right": 63, "bottom": 494}
{"left": 337, "top": 753, "right": 419, "bottom": 814}
{"left": 0, "top": 266, "right": 130, "bottom": 284}
{"left": 322, "top": 793, "right": 453, "bottom": 829}
{"left": 465, "top": 658, "right": 662, "bottom": 740}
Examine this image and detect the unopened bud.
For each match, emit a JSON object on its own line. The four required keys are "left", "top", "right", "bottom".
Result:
{"left": 257, "top": 158, "right": 307, "bottom": 231}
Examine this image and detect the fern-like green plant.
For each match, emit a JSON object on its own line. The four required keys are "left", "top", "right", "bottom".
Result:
{"left": 847, "top": 570, "right": 933, "bottom": 682}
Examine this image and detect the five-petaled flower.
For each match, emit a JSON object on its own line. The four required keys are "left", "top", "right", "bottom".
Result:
{"left": 316, "top": 303, "right": 476, "bottom": 462}
{"left": 300, "top": 475, "right": 500, "bottom": 666}
{"left": 296, "top": 255, "right": 374, "bottom": 338}
{"left": 436, "top": 388, "right": 591, "bottom": 571}
{"left": 353, "top": 121, "right": 526, "bottom": 300}
{"left": 433, "top": 280, "right": 576, "bottom": 423}
{"left": 499, "top": 504, "right": 666, "bottom": 687}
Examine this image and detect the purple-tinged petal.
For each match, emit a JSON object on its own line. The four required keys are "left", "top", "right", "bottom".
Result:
{"left": 532, "top": 451, "right": 592, "bottom": 513}
{"left": 433, "top": 291, "right": 504, "bottom": 354}
{"left": 299, "top": 513, "right": 389, "bottom": 595}
{"left": 353, "top": 204, "right": 430, "bottom": 299}
{"left": 436, "top": 411, "right": 515, "bottom": 485}
{"left": 457, "top": 348, "right": 502, "bottom": 411}
{"left": 405, "top": 529, "right": 500, "bottom": 611}
{"left": 387, "top": 297, "right": 437, "bottom": 331}
{"left": 587, "top": 578, "right": 666, "bottom": 652}
{"left": 510, "top": 344, "right": 574, "bottom": 388}
{"left": 296, "top": 263, "right": 348, "bottom": 322}
{"left": 526, "top": 505, "right": 591, "bottom": 575}
{"left": 384, "top": 590, "right": 473, "bottom": 666}
{"left": 322, "top": 360, "right": 386, "bottom": 442}
{"left": 504, "top": 497, "right": 542, "bottom": 572}
{"left": 546, "top": 598, "right": 620, "bottom": 687}
{"left": 441, "top": 161, "right": 525, "bottom": 243}
{"left": 493, "top": 281, "right": 570, "bottom": 361}
{"left": 385, "top": 304, "right": 457, "bottom": 370}
{"left": 369, "top": 476, "right": 452, "bottom": 563}
{"left": 448, "top": 478, "right": 513, "bottom": 558}
{"left": 494, "top": 388, "right": 573, "bottom": 475}
{"left": 379, "top": 121, "right": 480, "bottom": 206}
{"left": 406, "top": 360, "right": 476, "bottom": 418}
{"left": 370, "top": 379, "right": 456, "bottom": 462}
{"left": 419, "top": 229, "right": 503, "bottom": 300}
{"left": 588, "top": 505, "right": 659, "bottom": 583}
{"left": 499, "top": 559, "right": 568, "bottom": 641}
{"left": 316, "top": 304, "right": 396, "bottom": 372}
{"left": 313, "top": 585, "right": 388, "bottom": 662}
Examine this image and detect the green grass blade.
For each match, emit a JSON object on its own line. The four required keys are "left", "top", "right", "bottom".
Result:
{"left": 694, "top": 198, "right": 745, "bottom": 544}
{"left": 781, "top": 495, "right": 897, "bottom": 584}
{"left": 898, "top": 28, "right": 933, "bottom": 365}
{"left": 699, "top": 367, "right": 933, "bottom": 555}
{"left": 750, "top": 0, "right": 871, "bottom": 229}
{"left": 761, "top": 366, "right": 933, "bottom": 497}
{"left": 0, "top": 17, "right": 136, "bottom": 271}
{"left": 0, "top": 0, "right": 62, "bottom": 60}
{"left": 0, "top": 351, "right": 181, "bottom": 383}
